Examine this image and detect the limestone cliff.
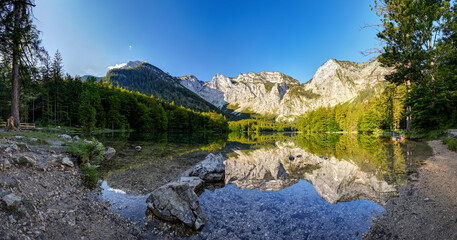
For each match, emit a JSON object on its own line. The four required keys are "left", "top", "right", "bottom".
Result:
{"left": 178, "top": 59, "right": 391, "bottom": 120}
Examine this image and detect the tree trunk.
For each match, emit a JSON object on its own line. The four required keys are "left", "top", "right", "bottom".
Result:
{"left": 406, "top": 80, "right": 411, "bottom": 132}
{"left": 11, "top": 1, "right": 21, "bottom": 128}
{"left": 6, "top": 116, "right": 18, "bottom": 131}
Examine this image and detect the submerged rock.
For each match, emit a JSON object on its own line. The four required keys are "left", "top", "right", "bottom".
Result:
{"left": 104, "top": 147, "right": 116, "bottom": 160}
{"left": 146, "top": 181, "right": 206, "bottom": 230}
{"left": 182, "top": 153, "right": 225, "bottom": 182}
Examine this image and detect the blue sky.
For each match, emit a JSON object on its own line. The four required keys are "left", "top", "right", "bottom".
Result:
{"left": 34, "top": 0, "right": 381, "bottom": 83}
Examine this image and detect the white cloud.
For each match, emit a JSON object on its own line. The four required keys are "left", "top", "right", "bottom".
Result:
{"left": 107, "top": 62, "right": 127, "bottom": 70}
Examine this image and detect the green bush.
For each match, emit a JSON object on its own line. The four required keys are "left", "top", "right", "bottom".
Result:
{"left": 69, "top": 138, "right": 105, "bottom": 165}
{"left": 442, "top": 135, "right": 457, "bottom": 152}
{"left": 81, "top": 165, "right": 99, "bottom": 189}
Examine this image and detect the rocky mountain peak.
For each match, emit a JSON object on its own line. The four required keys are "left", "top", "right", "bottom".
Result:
{"left": 177, "top": 58, "right": 390, "bottom": 121}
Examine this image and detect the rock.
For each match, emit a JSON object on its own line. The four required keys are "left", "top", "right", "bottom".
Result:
{"left": 296, "top": 154, "right": 302, "bottom": 158}
{"left": 72, "top": 136, "right": 80, "bottom": 142}
{"left": 14, "top": 155, "right": 36, "bottom": 166}
{"left": 83, "top": 139, "right": 93, "bottom": 144}
{"left": 183, "top": 153, "right": 225, "bottom": 182}
{"left": 2, "top": 193, "right": 21, "bottom": 208}
{"left": 289, "top": 155, "right": 295, "bottom": 161}
{"left": 62, "top": 157, "right": 74, "bottom": 167}
{"left": 135, "top": 146, "right": 142, "bottom": 151}
{"left": 277, "top": 163, "right": 289, "bottom": 180}
{"left": 179, "top": 177, "right": 203, "bottom": 193}
{"left": 0, "top": 159, "right": 11, "bottom": 170}
{"left": 324, "top": 157, "right": 328, "bottom": 160}
{"left": 5, "top": 143, "right": 19, "bottom": 153}
{"left": 146, "top": 181, "right": 206, "bottom": 230}
{"left": 57, "top": 134, "right": 72, "bottom": 141}
{"left": 29, "top": 138, "right": 38, "bottom": 142}
{"left": 8, "top": 215, "right": 16, "bottom": 223}
{"left": 104, "top": 147, "right": 116, "bottom": 160}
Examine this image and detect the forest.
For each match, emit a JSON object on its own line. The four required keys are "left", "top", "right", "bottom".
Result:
{"left": 0, "top": 53, "right": 229, "bottom": 133}
{"left": 297, "top": 0, "right": 457, "bottom": 133}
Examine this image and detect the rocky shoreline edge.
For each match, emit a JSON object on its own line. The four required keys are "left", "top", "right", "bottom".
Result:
{"left": 0, "top": 134, "right": 141, "bottom": 240}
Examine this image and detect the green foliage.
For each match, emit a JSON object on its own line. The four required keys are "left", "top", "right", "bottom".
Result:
{"left": 297, "top": 83, "right": 406, "bottom": 133}
{"left": 78, "top": 90, "right": 96, "bottom": 130}
{"left": 442, "top": 135, "right": 457, "bottom": 152}
{"left": 373, "top": 0, "right": 457, "bottom": 131}
{"left": 229, "top": 119, "right": 296, "bottom": 133}
{"left": 69, "top": 138, "right": 105, "bottom": 165}
{"left": 81, "top": 165, "right": 99, "bottom": 189}
{"left": 288, "top": 85, "right": 321, "bottom": 99}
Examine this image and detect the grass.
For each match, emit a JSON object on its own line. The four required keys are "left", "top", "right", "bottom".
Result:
{"left": 442, "top": 135, "right": 457, "bottom": 152}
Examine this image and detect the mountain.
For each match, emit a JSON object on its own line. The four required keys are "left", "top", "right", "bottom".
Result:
{"left": 179, "top": 59, "right": 391, "bottom": 121}
{"left": 104, "top": 61, "right": 222, "bottom": 113}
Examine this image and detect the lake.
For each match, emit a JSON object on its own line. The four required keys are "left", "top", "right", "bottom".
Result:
{"left": 93, "top": 132, "right": 432, "bottom": 239}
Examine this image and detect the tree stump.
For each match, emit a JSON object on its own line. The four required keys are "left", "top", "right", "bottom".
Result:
{"left": 5, "top": 116, "right": 18, "bottom": 131}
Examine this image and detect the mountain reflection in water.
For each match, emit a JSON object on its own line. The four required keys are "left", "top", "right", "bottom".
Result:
{"left": 95, "top": 132, "right": 432, "bottom": 239}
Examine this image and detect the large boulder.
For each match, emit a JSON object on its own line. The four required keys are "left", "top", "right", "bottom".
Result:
{"left": 146, "top": 181, "right": 206, "bottom": 230}
{"left": 104, "top": 147, "right": 116, "bottom": 160}
{"left": 182, "top": 153, "right": 225, "bottom": 182}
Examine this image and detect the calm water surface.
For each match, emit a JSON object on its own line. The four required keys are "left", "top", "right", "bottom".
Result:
{"left": 94, "top": 132, "right": 432, "bottom": 239}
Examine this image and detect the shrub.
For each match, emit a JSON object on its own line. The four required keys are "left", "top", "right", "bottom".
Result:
{"left": 81, "top": 165, "right": 99, "bottom": 189}
{"left": 69, "top": 138, "right": 105, "bottom": 165}
{"left": 442, "top": 135, "right": 457, "bottom": 152}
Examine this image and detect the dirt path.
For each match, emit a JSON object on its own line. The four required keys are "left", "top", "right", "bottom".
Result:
{"left": 365, "top": 140, "right": 457, "bottom": 239}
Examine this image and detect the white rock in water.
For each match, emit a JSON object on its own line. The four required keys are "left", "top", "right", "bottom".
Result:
{"left": 146, "top": 181, "right": 206, "bottom": 230}
{"left": 62, "top": 157, "right": 74, "bottom": 167}
{"left": 182, "top": 153, "right": 226, "bottom": 182}
{"left": 104, "top": 147, "right": 116, "bottom": 160}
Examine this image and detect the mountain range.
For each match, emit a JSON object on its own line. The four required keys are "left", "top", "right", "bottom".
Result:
{"left": 103, "top": 59, "right": 391, "bottom": 121}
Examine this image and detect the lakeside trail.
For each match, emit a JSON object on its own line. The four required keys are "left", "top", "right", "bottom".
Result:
{"left": 365, "top": 140, "right": 457, "bottom": 239}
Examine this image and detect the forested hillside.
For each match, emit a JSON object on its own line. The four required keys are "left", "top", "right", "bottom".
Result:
{"left": 104, "top": 62, "right": 223, "bottom": 114}
{"left": 297, "top": 82, "right": 406, "bottom": 133}
{"left": 0, "top": 53, "right": 228, "bottom": 133}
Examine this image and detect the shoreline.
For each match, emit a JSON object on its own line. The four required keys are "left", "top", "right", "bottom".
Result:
{"left": 0, "top": 135, "right": 141, "bottom": 239}
{"left": 364, "top": 140, "right": 457, "bottom": 239}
